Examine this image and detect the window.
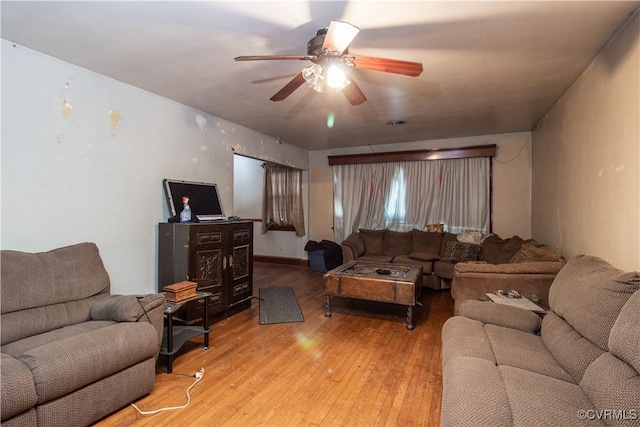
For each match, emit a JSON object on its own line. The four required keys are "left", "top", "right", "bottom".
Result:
{"left": 261, "top": 163, "right": 305, "bottom": 236}
{"left": 330, "top": 145, "right": 495, "bottom": 243}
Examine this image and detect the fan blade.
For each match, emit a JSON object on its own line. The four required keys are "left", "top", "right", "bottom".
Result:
{"left": 270, "top": 73, "right": 306, "bottom": 102}
{"left": 322, "top": 21, "right": 360, "bottom": 54}
{"left": 347, "top": 54, "right": 423, "bottom": 77}
{"left": 235, "top": 55, "right": 315, "bottom": 61}
{"left": 342, "top": 79, "right": 367, "bottom": 106}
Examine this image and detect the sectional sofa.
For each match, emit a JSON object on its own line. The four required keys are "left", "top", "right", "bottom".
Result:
{"left": 0, "top": 242, "right": 165, "bottom": 426}
{"left": 441, "top": 255, "right": 640, "bottom": 426}
{"left": 341, "top": 229, "right": 564, "bottom": 292}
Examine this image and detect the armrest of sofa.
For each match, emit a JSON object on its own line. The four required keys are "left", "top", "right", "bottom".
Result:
{"left": 90, "top": 294, "right": 164, "bottom": 322}
{"left": 458, "top": 300, "right": 541, "bottom": 333}
{"left": 90, "top": 294, "right": 165, "bottom": 357}
{"left": 341, "top": 232, "right": 365, "bottom": 261}
{"left": 455, "top": 260, "right": 565, "bottom": 275}
{"left": 451, "top": 261, "right": 565, "bottom": 315}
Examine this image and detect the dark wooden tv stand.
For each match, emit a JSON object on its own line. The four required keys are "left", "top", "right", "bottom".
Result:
{"left": 157, "top": 221, "right": 254, "bottom": 325}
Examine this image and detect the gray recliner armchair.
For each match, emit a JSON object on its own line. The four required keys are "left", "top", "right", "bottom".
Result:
{"left": 1, "top": 242, "right": 164, "bottom": 427}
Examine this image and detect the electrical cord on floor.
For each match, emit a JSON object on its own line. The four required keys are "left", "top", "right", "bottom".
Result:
{"left": 130, "top": 368, "right": 204, "bottom": 415}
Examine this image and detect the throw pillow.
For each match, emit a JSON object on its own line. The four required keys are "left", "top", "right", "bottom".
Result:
{"left": 439, "top": 241, "right": 481, "bottom": 263}
{"left": 359, "top": 229, "right": 384, "bottom": 255}
{"left": 457, "top": 230, "right": 484, "bottom": 245}
{"left": 439, "top": 232, "right": 458, "bottom": 255}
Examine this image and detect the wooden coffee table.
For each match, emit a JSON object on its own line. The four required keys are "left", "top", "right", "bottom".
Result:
{"left": 323, "top": 261, "right": 423, "bottom": 330}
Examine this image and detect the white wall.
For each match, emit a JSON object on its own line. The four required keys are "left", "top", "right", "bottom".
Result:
{"left": 1, "top": 40, "right": 308, "bottom": 294}
{"left": 531, "top": 13, "right": 639, "bottom": 271}
{"left": 233, "top": 154, "right": 309, "bottom": 260}
{"left": 308, "top": 132, "right": 532, "bottom": 243}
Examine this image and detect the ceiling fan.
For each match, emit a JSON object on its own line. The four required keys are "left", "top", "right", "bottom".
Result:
{"left": 234, "top": 21, "right": 423, "bottom": 106}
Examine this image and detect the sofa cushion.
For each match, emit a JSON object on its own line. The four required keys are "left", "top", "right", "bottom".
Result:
{"left": 541, "top": 312, "right": 606, "bottom": 384}
{"left": 443, "top": 308, "right": 572, "bottom": 383}
{"left": 479, "top": 235, "right": 524, "bottom": 264}
{"left": 411, "top": 229, "right": 442, "bottom": 254}
{"left": 1, "top": 243, "right": 110, "bottom": 345}
{"left": 1, "top": 320, "right": 116, "bottom": 358}
{"left": 499, "top": 366, "right": 598, "bottom": 427}
{"left": 1, "top": 243, "right": 110, "bottom": 314}
{"left": 407, "top": 252, "right": 440, "bottom": 262}
{"left": 478, "top": 234, "right": 505, "bottom": 264}
{"left": 18, "top": 321, "right": 158, "bottom": 404}
{"left": 441, "top": 317, "right": 498, "bottom": 368}
{"left": 1, "top": 295, "right": 107, "bottom": 347}
{"left": 579, "top": 290, "right": 640, "bottom": 415}
{"left": 497, "top": 236, "right": 524, "bottom": 264}
{"left": 441, "top": 357, "right": 513, "bottom": 426}
{"left": 580, "top": 353, "right": 640, "bottom": 425}
{"left": 434, "top": 261, "right": 456, "bottom": 280}
{"left": 382, "top": 230, "right": 412, "bottom": 256}
{"left": 510, "top": 239, "right": 559, "bottom": 263}
{"left": 392, "top": 255, "right": 434, "bottom": 274}
{"left": 440, "top": 241, "right": 481, "bottom": 263}
{"left": 358, "top": 229, "right": 385, "bottom": 255}
{"left": 548, "top": 255, "right": 639, "bottom": 351}
{"left": 608, "top": 289, "right": 640, "bottom": 371}
{"left": 1, "top": 353, "right": 38, "bottom": 420}
{"left": 486, "top": 325, "right": 573, "bottom": 382}
{"left": 358, "top": 254, "right": 394, "bottom": 263}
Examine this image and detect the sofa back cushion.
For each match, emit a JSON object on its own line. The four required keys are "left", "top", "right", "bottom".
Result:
{"left": 549, "top": 255, "right": 638, "bottom": 350}
{"left": 1, "top": 242, "right": 110, "bottom": 345}
{"left": 607, "top": 288, "right": 640, "bottom": 373}
{"left": 358, "top": 229, "right": 385, "bottom": 255}
{"left": 383, "top": 230, "right": 412, "bottom": 256}
{"left": 542, "top": 255, "right": 640, "bottom": 382}
{"left": 411, "top": 230, "right": 442, "bottom": 255}
{"left": 479, "top": 235, "right": 524, "bottom": 264}
{"left": 579, "top": 290, "right": 640, "bottom": 418}
{"left": 510, "top": 239, "right": 560, "bottom": 263}
{"left": 440, "top": 232, "right": 458, "bottom": 254}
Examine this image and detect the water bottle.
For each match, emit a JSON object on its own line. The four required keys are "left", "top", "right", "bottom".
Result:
{"left": 180, "top": 196, "right": 192, "bottom": 223}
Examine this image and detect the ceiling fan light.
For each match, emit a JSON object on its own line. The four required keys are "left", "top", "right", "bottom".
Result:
{"left": 302, "top": 64, "right": 325, "bottom": 93}
{"left": 326, "top": 64, "right": 350, "bottom": 91}
{"left": 326, "top": 21, "right": 360, "bottom": 54}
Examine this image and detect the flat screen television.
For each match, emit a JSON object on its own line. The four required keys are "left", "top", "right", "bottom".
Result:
{"left": 163, "top": 179, "right": 226, "bottom": 221}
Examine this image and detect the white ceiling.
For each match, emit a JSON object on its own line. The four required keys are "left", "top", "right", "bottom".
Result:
{"left": 2, "top": 1, "right": 638, "bottom": 151}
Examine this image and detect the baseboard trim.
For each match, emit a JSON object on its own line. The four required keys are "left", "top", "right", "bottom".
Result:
{"left": 254, "top": 255, "right": 308, "bottom": 267}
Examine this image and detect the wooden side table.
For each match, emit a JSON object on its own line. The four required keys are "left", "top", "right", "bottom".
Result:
{"left": 160, "top": 291, "right": 211, "bottom": 373}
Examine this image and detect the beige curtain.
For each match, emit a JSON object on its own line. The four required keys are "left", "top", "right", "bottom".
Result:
{"left": 333, "top": 157, "right": 489, "bottom": 242}
{"left": 262, "top": 163, "right": 305, "bottom": 236}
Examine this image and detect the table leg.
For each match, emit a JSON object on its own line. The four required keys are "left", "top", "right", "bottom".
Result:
{"left": 166, "top": 312, "right": 174, "bottom": 373}
{"left": 202, "top": 295, "right": 210, "bottom": 350}
{"left": 406, "top": 306, "right": 414, "bottom": 331}
{"left": 324, "top": 295, "right": 332, "bottom": 317}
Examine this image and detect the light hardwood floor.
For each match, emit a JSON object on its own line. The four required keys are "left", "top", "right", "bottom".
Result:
{"left": 96, "top": 262, "right": 454, "bottom": 426}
